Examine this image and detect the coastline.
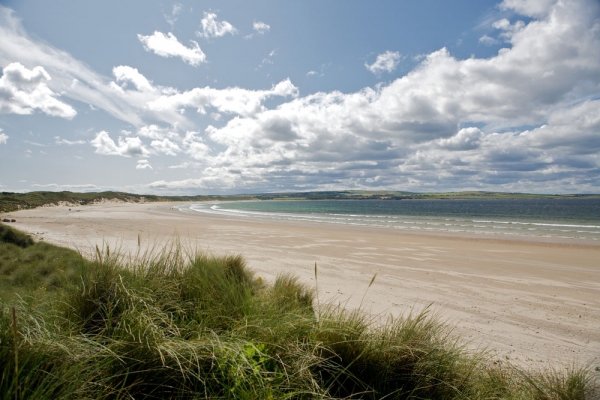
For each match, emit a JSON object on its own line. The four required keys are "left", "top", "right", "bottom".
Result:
{"left": 183, "top": 201, "right": 600, "bottom": 246}
{"left": 4, "top": 200, "right": 600, "bottom": 369}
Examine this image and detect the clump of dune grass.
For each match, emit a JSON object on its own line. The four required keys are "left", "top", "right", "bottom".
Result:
{"left": 0, "top": 223, "right": 596, "bottom": 399}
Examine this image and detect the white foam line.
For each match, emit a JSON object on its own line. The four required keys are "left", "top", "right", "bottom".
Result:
{"left": 181, "top": 204, "right": 600, "bottom": 240}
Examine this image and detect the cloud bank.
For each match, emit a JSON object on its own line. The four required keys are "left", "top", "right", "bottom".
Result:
{"left": 1, "top": 0, "right": 599, "bottom": 194}
{"left": 148, "top": 0, "right": 600, "bottom": 193}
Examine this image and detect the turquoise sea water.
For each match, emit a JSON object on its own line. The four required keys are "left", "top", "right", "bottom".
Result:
{"left": 186, "top": 198, "right": 600, "bottom": 242}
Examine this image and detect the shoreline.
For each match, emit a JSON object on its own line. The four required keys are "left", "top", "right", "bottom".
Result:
{"left": 182, "top": 200, "right": 600, "bottom": 246}
{"left": 187, "top": 204, "right": 600, "bottom": 247}
{"left": 4, "top": 201, "right": 600, "bottom": 369}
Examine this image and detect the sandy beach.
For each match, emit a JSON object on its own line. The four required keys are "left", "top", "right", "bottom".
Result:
{"left": 4, "top": 201, "right": 600, "bottom": 369}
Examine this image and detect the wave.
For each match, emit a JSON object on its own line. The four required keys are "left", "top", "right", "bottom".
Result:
{"left": 183, "top": 203, "right": 600, "bottom": 241}
{"left": 472, "top": 220, "right": 600, "bottom": 229}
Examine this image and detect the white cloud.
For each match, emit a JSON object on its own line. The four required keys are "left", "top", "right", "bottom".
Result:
{"left": 479, "top": 34, "right": 500, "bottom": 46}
{"left": 271, "top": 78, "right": 298, "bottom": 97}
{"left": 0, "top": 131, "right": 8, "bottom": 144}
{"left": 151, "top": 137, "right": 180, "bottom": 156}
{"left": 91, "top": 131, "right": 149, "bottom": 157}
{"left": 136, "top": 159, "right": 153, "bottom": 170}
{"left": 149, "top": 78, "right": 299, "bottom": 117}
{"left": 149, "top": 167, "right": 249, "bottom": 191}
{"left": 437, "top": 127, "right": 484, "bottom": 150}
{"left": 522, "top": 99, "right": 600, "bottom": 152}
{"left": 0, "top": 7, "right": 186, "bottom": 127}
{"left": 30, "top": 183, "right": 101, "bottom": 191}
{"left": 253, "top": 21, "right": 270, "bottom": 34}
{"left": 365, "top": 51, "right": 401, "bottom": 74}
{"left": 88, "top": 123, "right": 216, "bottom": 168}
{"left": 198, "top": 12, "right": 237, "bottom": 38}
{"left": 257, "top": 49, "right": 277, "bottom": 68}
{"left": 2, "top": 1, "right": 599, "bottom": 193}
{"left": 0, "top": 62, "right": 76, "bottom": 118}
{"left": 165, "top": 3, "right": 182, "bottom": 27}
{"left": 112, "top": 66, "right": 154, "bottom": 92}
{"left": 492, "top": 18, "right": 526, "bottom": 41}
{"left": 137, "top": 124, "right": 179, "bottom": 140}
{"left": 499, "top": 0, "right": 556, "bottom": 18}
{"left": 137, "top": 31, "right": 206, "bottom": 66}
{"left": 177, "top": 0, "right": 600, "bottom": 193}
{"left": 54, "top": 136, "right": 85, "bottom": 145}
{"left": 183, "top": 131, "right": 212, "bottom": 160}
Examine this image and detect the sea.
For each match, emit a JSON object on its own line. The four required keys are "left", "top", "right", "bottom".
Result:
{"left": 183, "top": 198, "right": 600, "bottom": 242}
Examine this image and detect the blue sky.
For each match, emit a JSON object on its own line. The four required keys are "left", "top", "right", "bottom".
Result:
{"left": 0, "top": 0, "right": 599, "bottom": 194}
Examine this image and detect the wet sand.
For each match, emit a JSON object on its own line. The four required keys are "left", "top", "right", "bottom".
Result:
{"left": 5, "top": 201, "right": 600, "bottom": 369}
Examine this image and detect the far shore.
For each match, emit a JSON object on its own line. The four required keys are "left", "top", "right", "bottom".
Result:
{"left": 4, "top": 200, "right": 600, "bottom": 369}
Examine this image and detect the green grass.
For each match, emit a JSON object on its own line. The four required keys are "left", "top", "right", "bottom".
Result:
{"left": 0, "top": 225, "right": 86, "bottom": 303}
{"left": 0, "top": 191, "right": 249, "bottom": 213}
{"left": 0, "top": 223, "right": 596, "bottom": 399}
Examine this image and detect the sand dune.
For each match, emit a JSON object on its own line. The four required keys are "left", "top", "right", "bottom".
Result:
{"left": 6, "top": 201, "right": 600, "bottom": 369}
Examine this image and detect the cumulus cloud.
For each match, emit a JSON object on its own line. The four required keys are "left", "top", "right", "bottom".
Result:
{"left": 437, "top": 127, "right": 484, "bottom": 150}
{"left": 522, "top": 99, "right": 600, "bottom": 153}
{"left": 365, "top": 51, "right": 401, "bottom": 74}
{"left": 499, "top": 0, "right": 556, "bottom": 18}
{"left": 253, "top": 21, "right": 270, "bottom": 34}
{"left": 138, "top": 31, "right": 206, "bottom": 66}
{"left": 492, "top": 18, "right": 526, "bottom": 41}
{"left": 137, "top": 124, "right": 179, "bottom": 140}
{"left": 88, "top": 123, "right": 217, "bottom": 170}
{"left": 3, "top": 1, "right": 600, "bottom": 193}
{"left": 0, "top": 7, "right": 294, "bottom": 132}
{"left": 182, "top": 131, "right": 212, "bottom": 160}
{"left": 0, "top": 62, "right": 76, "bottom": 118}
{"left": 149, "top": 167, "right": 252, "bottom": 191}
{"left": 91, "top": 131, "right": 148, "bottom": 157}
{"left": 149, "top": 78, "right": 298, "bottom": 117}
{"left": 151, "top": 137, "right": 180, "bottom": 156}
{"left": 112, "top": 66, "right": 154, "bottom": 92}
{"left": 198, "top": 12, "right": 237, "bottom": 38}
{"left": 0, "top": 7, "right": 186, "bottom": 127}
{"left": 0, "top": 130, "right": 7, "bottom": 144}
{"left": 160, "top": 0, "right": 600, "bottom": 193}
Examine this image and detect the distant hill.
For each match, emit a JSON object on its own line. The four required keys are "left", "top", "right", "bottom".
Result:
{"left": 0, "top": 191, "right": 228, "bottom": 213}
{"left": 2, "top": 190, "right": 598, "bottom": 213}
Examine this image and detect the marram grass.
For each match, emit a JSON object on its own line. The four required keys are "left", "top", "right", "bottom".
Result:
{"left": 0, "top": 223, "right": 596, "bottom": 399}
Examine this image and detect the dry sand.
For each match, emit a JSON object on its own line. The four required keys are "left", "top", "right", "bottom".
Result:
{"left": 4, "top": 201, "right": 600, "bottom": 369}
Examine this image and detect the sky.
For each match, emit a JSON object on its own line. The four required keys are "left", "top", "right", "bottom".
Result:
{"left": 0, "top": 0, "right": 599, "bottom": 195}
